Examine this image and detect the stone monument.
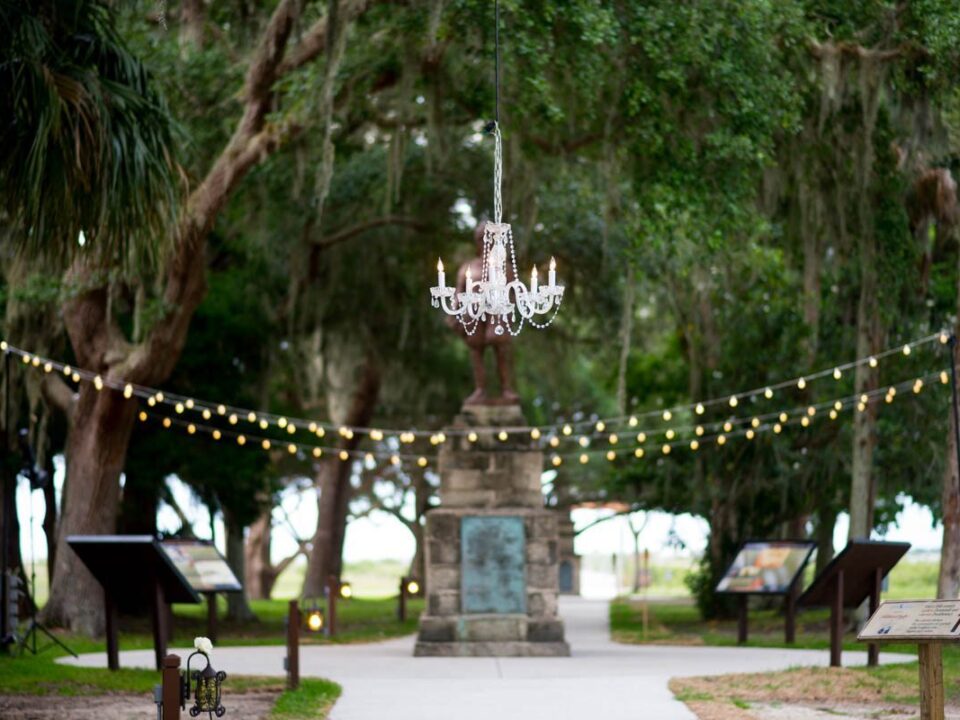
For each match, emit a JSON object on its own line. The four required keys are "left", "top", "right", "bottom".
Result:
{"left": 414, "top": 223, "right": 569, "bottom": 657}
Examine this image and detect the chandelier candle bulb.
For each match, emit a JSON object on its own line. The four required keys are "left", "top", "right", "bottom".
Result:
{"left": 437, "top": 258, "right": 445, "bottom": 288}
{"left": 531, "top": 265, "right": 538, "bottom": 293}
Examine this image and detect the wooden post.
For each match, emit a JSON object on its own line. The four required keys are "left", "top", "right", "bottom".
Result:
{"left": 867, "top": 567, "right": 882, "bottom": 667}
{"left": 161, "top": 654, "right": 182, "bottom": 720}
{"left": 104, "top": 592, "right": 119, "bottom": 671}
{"left": 326, "top": 575, "right": 338, "bottom": 637}
{"left": 166, "top": 602, "right": 175, "bottom": 643}
{"left": 784, "top": 581, "right": 797, "bottom": 644}
{"left": 206, "top": 593, "right": 218, "bottom": 643}
{"left": 152, "top": 579, "right": 168, "bottom": 672}
{"left": 398, "top": 577, "right": 407, "bottom": 623}
{"left": 737, "top": 595, "right": 748, "bottom": 645}
{"left": 286, "top": 600, "right": 300, "bottom": 690}
{"left": 918, "top": 642, "right": 945, "bottom": 720}
{"left": 830, "top": 569, "right": 844, "bottom": 667}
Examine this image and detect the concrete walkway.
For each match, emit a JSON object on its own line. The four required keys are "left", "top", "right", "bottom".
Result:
{"left": 61, "top": 598, "right": 911, "bottom": 720}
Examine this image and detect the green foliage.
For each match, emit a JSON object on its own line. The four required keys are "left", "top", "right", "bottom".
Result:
{"left": 270, "top": 679, "right": 341, "bottom": 720}
{"left": 0, "top": 0, "right": 179, "bottom": 268}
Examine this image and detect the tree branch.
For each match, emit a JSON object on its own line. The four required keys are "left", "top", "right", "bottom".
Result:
{"left": 40, "top": 373, "right": 76, "bottom": 419}
{"left": 314, "top": 216, "right": 429, "bottom": 249}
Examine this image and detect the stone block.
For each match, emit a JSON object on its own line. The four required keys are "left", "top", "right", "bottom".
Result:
{"left": 426, "top": 513, "right": 459, "bottom": 543}
{"left": 414, "top": 640, "right": 570, "bottom": 657}
{"left": 527, "top": 619, "right": 566, "bottom": 642}
{"left": 527, "top": 563, "right": 558, "bottom": 590}
{"left": 456, "top": 615, "right": 527, "bottom": 642}
{"left": 444, "top": 468, "right": 486, "bottom": 492}
{"left": 428, "top": 540, "right": 459, "bottom": 565}
{"left": 528, "top": 514, "right": 558, "bottom": 540}
{"left": 429, "top": 564, "right": 460, "bottom": 591}
{"left": 527, "top": 591, "right": 558, "bottom": 617}
{"left": 428, "top": 591, "right": 461, "bottom": 616}
{"left": 526, "top": 540, "right": 552, "bottom": 564}
{"left": 442, "top": 489, "right": 496, "bottom": 507}
{"left": 418, "top": 616, "right": 456, "bottom": 642}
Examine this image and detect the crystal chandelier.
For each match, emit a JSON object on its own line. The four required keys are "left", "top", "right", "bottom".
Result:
{"left": 429, "top": 1, "right": 564, "bottom": 337}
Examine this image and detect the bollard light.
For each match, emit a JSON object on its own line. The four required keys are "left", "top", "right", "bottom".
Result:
{"left": 184, "top": 638, "right": 226, "bottom": 719}
{"left": 339, "top": 581, "right": 353, "bottom": 600}
{"left": 302, "top": 599, "right": 325, "bottom": 633}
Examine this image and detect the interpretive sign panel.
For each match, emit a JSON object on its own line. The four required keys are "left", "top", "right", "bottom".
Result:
{"left": 716, "top": 540, "right": 816, "bottom": 595}
{"left": 859, "top": 600, "right": 960, "bottom": 642}
{"left": 160, "top": 540, "right": 241, "bottom": 593}
{"left": 461, "top": 516, "right": 526, "bottom": 614}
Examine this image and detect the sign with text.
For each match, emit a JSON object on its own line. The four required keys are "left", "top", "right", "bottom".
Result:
{"left": 716, "top": 540, "right": 816, "bottom": 595}
{"left": 859, "top": 600, "right": 960, "bottom": 642}
{"left": 159, "top": 541, "right": 241, "bottom": 593}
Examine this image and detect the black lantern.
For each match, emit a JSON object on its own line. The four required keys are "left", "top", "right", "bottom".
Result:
{"left": 184, "top": 649, "right": 226, "bottom": 718}
{"left": 339, "top": 581, "right": 353, "bottom": 600}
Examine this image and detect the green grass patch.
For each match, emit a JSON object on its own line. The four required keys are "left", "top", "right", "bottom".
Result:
{"left": 270, "top": 679, "right": 341, "bottom": 719}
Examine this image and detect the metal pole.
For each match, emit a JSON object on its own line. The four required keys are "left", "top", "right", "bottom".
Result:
{"left": 949, "top": 335, "right": 960, "bottom": 497}
{"left": 1, "top": 350, "right": 10, "bottom": 649}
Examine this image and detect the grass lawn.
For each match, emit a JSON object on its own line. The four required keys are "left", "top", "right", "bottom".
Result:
{"left": 612, "top": 594, "right": 960, "bottom": 717}
{"left": 0, "top": 591, "right": 416, "bottom": 716}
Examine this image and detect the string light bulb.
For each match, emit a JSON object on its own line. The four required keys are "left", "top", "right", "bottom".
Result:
{"left": 661, "top": 444, "right": 671, "bottom": 455}
{"left": 175, "top": 402, "right": 184, "bottom": 414}
{"left": 262, "top": 439, "right": 271, "bottom": 450}
{"left": 797, "top": 377, "right": 806, "bottom": 390}
{"left": 729, "top": 396, "right": 738, "bottom": 408}
{"left": 690, "top": 440, "right": 699, "bottom": 451}
{"left": 418, "top": 456, "right": 428, "bottom": 468}
{"left": 773, "top": 423, "right": 782, "bottom": 434}
{"left": 717, "top": 435, "right": 727, "bottom": 445}
{"left": 595, "top": 421, "right": 606, "bottom": 432}
{"left": 629, "top": 416, "right": 638, "bottom": 427}
{"left": 722, "top": 422, "right": 732, "bottom": 433}
{"left": 93, "top": 375, "right": 104, "bottom": 391}
{"left": 162, "top": 417, "right": 172, "bottom": 428}
{"left": 290, "top": 444, "right": 299, "bottom": 455}
{"left": 562, "top": 424, "right": 572, "bottom": 436}
{"left": 530, "top": 428, "right": 541, "bottom": 440}
{"left": 580, "top": 453, "right": 589, "bottom": 464}
{"left": 552, "top": 455, "right": 562, "bottom": 467}
{"left": 745, "top": 429, "right": 755, "bottom": 440}
{"left": 549, "top": 436, "right": 560, "bottom": 447}
{"left": 695, "top": 426, "right": 704, "bottom": 437}
{"left": 187, "top": 424, "right": 196, "bottom": 435}
{"left": 634, "top": 448, "right": 644, "bottom": 458}
{"left": 869, "top": 356, "right": 878, "bottom": 368}
{"left": 579, "top": 436, "right": 589, "bottom": 447}
{"left": 764, "top": 387, "right": 773, "bottom": 399}
{"left": 636, "top": 432, "right": 647, "bottom": 443}
{"left": 751, "top": 417, "right": 760, "bottom": 428}
{"left": 607, "top": 450, "right": 617, "bottom": 461}
{"left": 123, "top": 384, "right": 133, "bottom": 399}
{"left": 665, "top": 429, "right": 675, "bottom": 440}
{"left": 903, "top": 344, "right": 911, "bottom": 356}
{"left": 609, "top": 434, "right": 618, "bottom": 445}
{"left": 695, "top": 403, "right": 705, "bottom": 415}
{"left": 237, "top": 435, "right": 246, "bottom": 446}
{"left": 833, "top": 367, "right": 842, "bottom": 380}
{"left": 662, "top": 410, "right": 672, "bottom": 422}
{"left": 213, "top": 430, "right": 222, "bottom": 440}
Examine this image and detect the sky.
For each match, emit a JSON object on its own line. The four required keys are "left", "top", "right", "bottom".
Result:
{"left": 15, "top": 455, "right": 944, "bottom": 572}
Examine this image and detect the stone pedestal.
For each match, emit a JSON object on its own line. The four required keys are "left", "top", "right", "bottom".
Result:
{"left": 558, "top": 514, "right": 581, "bottom": 595}
{"left": 414, "top": 405, "right": 570, "bottom": 657}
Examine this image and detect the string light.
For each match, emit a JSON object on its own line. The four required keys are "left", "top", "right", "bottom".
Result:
{"left": 468, "top": 431, "right": 479, "bottom": 443}
{"left": 138, "top": 411, "right": 147, "bottom": 421}
{"left": 579, "top": 436, "right": 590, "bottom": 447}
{"left": 237, "top": 435, "right": 246, "bottom": 445}
{"left": 262, "top": 439, "right": 271, "bottom": 450}
{"left": 340, "top": 450, "right": 350, "bottom": 461}
{"left": 607, "top": 450, "right": 617, "bottom": 461}
{"left": 549, "top": 436, "right": 560, "bottom": 447}
{"left": 717, "top": 435, "right": 727, "bottom": 445}
{"left": 1, "top": 336, "right": 951, "bottom": 461}
{"left": 661, "top": 445, "right": 671, "bottom": 455}
{"left": 745, "top": 429, "right": 755, "bottom": 440}
{"left": 213, "top": 430, "right": 222, "bottom": 440}
{"left": 291, "top": 444, "right": 300, "bottom": 455}
{"left": 662, "top": 410, "right": 672, "bottom": 422}
{"left": 690, "top": 440, "right": 699, "bottom": 451}
{"left": 229, "top": 414, "right": 238, "bottom": 425}
{"left": 579, "top": 453, "right": 589, "bottom": 464}
{"left": 634, "top": 448, "right": 644, "bottom": 458}
{"left": 188, "top": 424, "right": 196, "bottom": 435}
{"left": 552, "top": 455, "right": 562, "bottom": 467}
{"left": 315, "top": 448, "right": 324, "bottom": 458}
{"left": 162, "top": 417, "right": 172, "bottom": 428}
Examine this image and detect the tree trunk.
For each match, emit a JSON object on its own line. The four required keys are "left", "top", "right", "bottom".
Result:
{"left": 39, "top": 0, "right": 362, "bottom": 634}
{"left": 303, "top": 359, "right": 380, "bottom": 598}
{"left": 244, "top": 511, "right": 274, "bottom": 601}
{"left": 848, "top": 236, "right": 881, "bottom": 541}
{"left": 937, "top": 393, "right": 960, "bottom": 598}
{"left": 42, "top": 386, "right": 136, "bottom": 635}
{"left": 223, "top": 509, "right": 256, "bottom": 622}
{"left": 815, "top": 503, "right": 838, "bottom": 575}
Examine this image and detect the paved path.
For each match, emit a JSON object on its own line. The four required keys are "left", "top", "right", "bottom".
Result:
{"left": 62, "top": 598, "right": 911, "bottom": 720}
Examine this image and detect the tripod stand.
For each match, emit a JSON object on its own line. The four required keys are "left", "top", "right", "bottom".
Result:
{"left": 15, "top": 428, "right": 76, "bottom": 658}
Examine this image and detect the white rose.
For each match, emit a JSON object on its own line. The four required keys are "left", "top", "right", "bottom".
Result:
{"left": 194, "top": 636, "right": 213, "bottom": 656}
